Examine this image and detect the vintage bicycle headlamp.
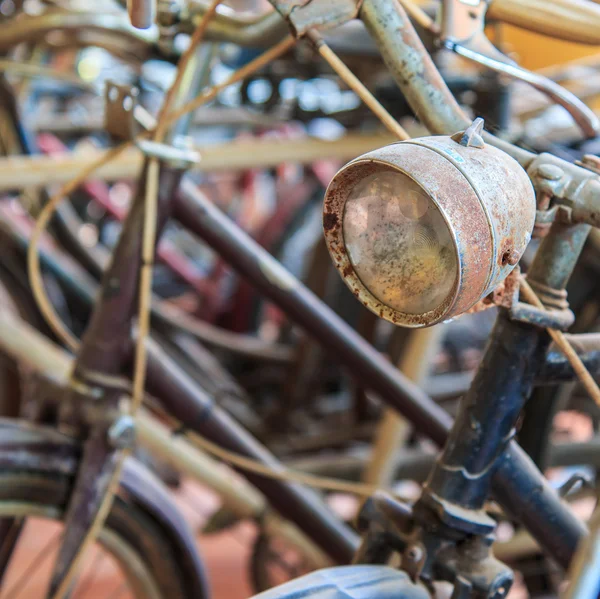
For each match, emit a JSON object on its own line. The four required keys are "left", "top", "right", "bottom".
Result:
{"left": 323, "top": 122, "right": 536, "bottom": 327}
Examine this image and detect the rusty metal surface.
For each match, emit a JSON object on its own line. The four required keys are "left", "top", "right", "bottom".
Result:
{"left": 414, "top": 135, "right": 536, "bottom": 297}
{"left": 509, "top": 301, "right": 574, "bottom": 331}
{"left": 360, "top": 0, "right": 470, "bottom": 135}
{"left": 528, "top": 221, "right": 592, "bottom": 293}
{"left": 529, "top": 153, "right": 600, "bottom": 229}
{"left": 267, "top": 0, "right": 360, "bottom": 37}
{"left": 324, "top": 147, "right": 473, "bottom": 327}
{"left": 323, "top": 135, "right": 534, "bottom": 327}
{"left": 465, "top": 267, "right": 520, "bottom": 314}
{"left": 359, "top": 0, "right": 535, "bottom": 168}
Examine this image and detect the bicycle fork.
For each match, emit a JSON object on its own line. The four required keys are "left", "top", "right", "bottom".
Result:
{"left": 44, "top": 45, "right": 214, "bottom": 598}
{"left": 355, "top": 221, "right": 592, "bottom": 598}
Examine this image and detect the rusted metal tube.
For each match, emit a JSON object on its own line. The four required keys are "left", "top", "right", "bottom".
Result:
{"left": 74, "top": 164, "right": 184, "bottom": 375}
{"left": 528, "top": 223, "right": 592, "bottom": 292}
{"left": 359, "top": 0, "right": 535, "bottom": 167}
{"left": 360, "top": 0, "right": 466, "bottom": 136}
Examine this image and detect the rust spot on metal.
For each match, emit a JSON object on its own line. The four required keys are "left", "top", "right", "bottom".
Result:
{"left": 323, "top": 212, "right": 339, "bottom": 231}
{"left": 499, "top": 240, "right": 515, "bottom": 266}
{"left": 322, "top": 133, "right": 534, "bottom": 328}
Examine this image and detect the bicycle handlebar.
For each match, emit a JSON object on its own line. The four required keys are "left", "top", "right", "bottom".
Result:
{"left": 489, "top": 0, "right": 600, "bottom": 45}
{"left": 3, "top": 0, "right": 600, "bottom": 60}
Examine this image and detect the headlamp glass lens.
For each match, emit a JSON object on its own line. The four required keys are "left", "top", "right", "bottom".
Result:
{"left": 342, "top": 170, "right": 457, "bottom": 315}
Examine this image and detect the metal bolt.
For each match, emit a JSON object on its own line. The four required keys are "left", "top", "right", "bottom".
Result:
{"left": 108, "top": 415, "right": 136, "bottom": 449}
{"left": 535, "top": 164, "right": 563, "bottom": 181}
{"left": 506, "top": 249, "right": 520, "bottom": 266}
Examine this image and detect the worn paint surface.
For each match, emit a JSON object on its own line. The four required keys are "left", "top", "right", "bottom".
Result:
{"left": 323, "top": 136, "right": 535, "bottom": 327}
{"left": 415, "top": 136, "right": 536, "bottom": 295}
{"left": 268, "top": 0, "right": 359, "bottom": 36}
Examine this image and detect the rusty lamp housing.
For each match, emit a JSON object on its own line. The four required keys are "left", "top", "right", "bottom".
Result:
{"left": 323, "top": 127, "right": 536, "bottom": 328}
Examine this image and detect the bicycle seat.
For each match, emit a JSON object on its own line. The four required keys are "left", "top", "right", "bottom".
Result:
{"left": 250, "top": 565, "right": 430, "bottom": 599}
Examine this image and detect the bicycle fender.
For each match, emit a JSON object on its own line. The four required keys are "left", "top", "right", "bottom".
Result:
{"left": 250, "top": 565, "right": 431, "bottom": 599}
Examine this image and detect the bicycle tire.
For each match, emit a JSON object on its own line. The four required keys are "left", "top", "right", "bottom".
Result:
{"left": 0, "top": 453, "right": 204, "bottom": 598}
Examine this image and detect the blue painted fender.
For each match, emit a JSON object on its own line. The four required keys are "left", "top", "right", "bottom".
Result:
{"left": 251, "top": 565, "right": 431, "bottom": 599}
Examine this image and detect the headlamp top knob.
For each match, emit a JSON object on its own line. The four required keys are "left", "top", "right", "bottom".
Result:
{"left": 451, "top": 117, "right": 485, "bottom": 149}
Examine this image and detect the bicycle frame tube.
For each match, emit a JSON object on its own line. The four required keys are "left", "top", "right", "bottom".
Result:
{"left": 73, "top": 163, "right": 184, "bottom": 375}
{"left": 144, "top": 336, "right": 360, "bottom": 563}
{"left": 173, "top": 177, "right": 587, "bottom": 569}
{"left": 6, "top": 0, "right": 595, "bottom": 575}
{"left": 359, "top": 0, "right": 535, "bottom": 168}
{"left": 0, "top": 167, "right": 589, "bottom": 568}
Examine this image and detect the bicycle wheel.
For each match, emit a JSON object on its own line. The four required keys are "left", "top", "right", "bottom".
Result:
{"left": 0, "top": 426, "right": 208, "bottom": 599}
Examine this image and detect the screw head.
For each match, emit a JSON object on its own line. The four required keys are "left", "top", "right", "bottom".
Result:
{"left": 506, "top": 249, "right": 520, "bottom": 266}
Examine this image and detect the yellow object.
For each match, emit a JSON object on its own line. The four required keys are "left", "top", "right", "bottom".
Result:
{"left": 502, "top": 24, "right": 597, "bottom": 71}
